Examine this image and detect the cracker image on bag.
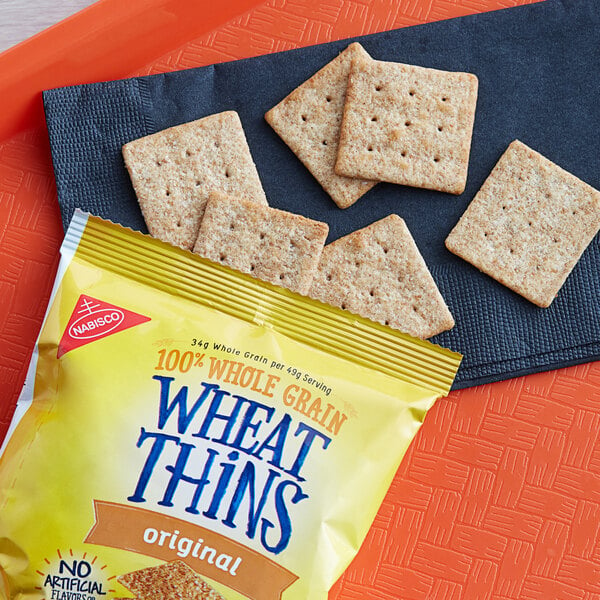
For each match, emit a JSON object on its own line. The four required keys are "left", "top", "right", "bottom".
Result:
{"left": 0, "top": 212, "right": 461, "bottom": 600}
{"left": 265, "top": 42, "right": 376, "bottom": 209}
{"left": 446, "top": 140, "right": 600, "bottom": 307}
{"left": 335, "top": 53, "right": 478, "bottom": 194}
{"left": 118, "top": 561, "right": 225, "bottom": 600}
{"left": 122, "top": 111, "right": 267, "bottom": 251}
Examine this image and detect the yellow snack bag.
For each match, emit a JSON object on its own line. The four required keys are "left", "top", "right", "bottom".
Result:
{"left": 0, "top": 212, "right": 461, "bottom": 600}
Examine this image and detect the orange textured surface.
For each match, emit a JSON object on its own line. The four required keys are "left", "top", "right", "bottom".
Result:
{"left": 1, "top": 0, "right": 599, "bottom": 598}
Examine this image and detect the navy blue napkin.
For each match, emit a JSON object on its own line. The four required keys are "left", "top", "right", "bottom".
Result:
{"left": 43, "top": 0, "right": 600, "bottom": 389}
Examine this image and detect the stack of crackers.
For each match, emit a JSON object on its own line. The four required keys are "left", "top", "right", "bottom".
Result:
{"left": 122, "top": 111, "right": 269, "bottom": 253}
{"left": 122, "top": 111, "right": 329, "bottom": 297}
{"left": 122, "top": 42, "right": 600, "bottom": 343}
{"left": 266, "top": 42, "right": 479, "bottom": 207}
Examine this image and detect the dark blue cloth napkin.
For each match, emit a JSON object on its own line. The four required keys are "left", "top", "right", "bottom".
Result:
{"left": 42, "top": 0, "right": 600, "bottom": 389}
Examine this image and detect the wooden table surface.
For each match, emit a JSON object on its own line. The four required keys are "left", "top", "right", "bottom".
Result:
{"left": 0, "top": 0, "right": 97, "bottom": 53}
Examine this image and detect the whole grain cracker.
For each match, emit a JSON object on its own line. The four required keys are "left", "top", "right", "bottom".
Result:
{"left": 445, "top": 140, "right": 600, "bottom": 307}
{"left": 117, "top": 560, "right": 225, "bottom": 600}
{"left": 193, "top": 191, "right": 329, "bottom": 294}
{"left": 265, "top": 43, "right": 376, "bottom": 209}
{"left": 335, "top": 54, "right": 478, "bottom": 195}
{"left": 308, "top": 214, "right": 454, "bottom": 339}
{"left": 122, "top": 111, "right": 267, "bottom": 251}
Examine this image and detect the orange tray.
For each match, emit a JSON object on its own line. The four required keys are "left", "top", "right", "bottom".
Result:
{"left": 1, "top": 0, "right": 599, "bottom": 597}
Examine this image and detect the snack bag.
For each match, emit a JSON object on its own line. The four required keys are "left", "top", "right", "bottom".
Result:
{"left": 0, "top": 212, "right": 461, "bottom": 600}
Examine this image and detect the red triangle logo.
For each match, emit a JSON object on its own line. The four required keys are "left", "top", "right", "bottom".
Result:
{"left": 57, "top": 294, "right": 151, "bottom": 358}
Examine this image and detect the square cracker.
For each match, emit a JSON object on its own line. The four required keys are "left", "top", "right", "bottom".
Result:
{"left": 445, "top": 140, "right": 600, "bottom": 307}
{"left": 193, "top": 191, "right": 329, "bottom": 294}
{"left": 265, "top": 42, "right": 376, "bottom": 209}
{"left": 308, "top": 214, "right": 454, "bottom": 339}
{"left": 117, "top": 560, "right": 225, "bottom": 600}
{"left": 122, "top": 111, "right": 267, "bottom": 251}
{"left": 335, "top": 54, "right": 478, "bottom": 195}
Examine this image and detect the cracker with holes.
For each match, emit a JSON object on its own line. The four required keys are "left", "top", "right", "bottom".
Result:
{"left": 122, "top": 111, "right": 267, "bottom": 251}
{"left": 193, "top": 191, "right": 329, "bottom": 294}
{"left": 117, "top": 560, "right": 225, "bottom": 600}
{"left": 265, "top": 42, "right": 376, "bottom": 209}
{"left": 308, "top": 214, "right": 454, "bottom": 339}
{"left": 335, "top": 53, "right": 478, "bottom": 195}
{"left": 446, "top": 140, "right": 600, "bottom": 307}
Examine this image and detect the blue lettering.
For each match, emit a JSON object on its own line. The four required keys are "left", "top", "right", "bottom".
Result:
{"left": 202, "top": 451, "right": 240, "bottom": 520}
{"left": 130, "top": 376, "right": 332, "bottom": 555}
{"left": 261, "top": 480, "right": 308, "bottom": 554}
{"left": 230, "top": 401, "right": 275, "bottom": 454}
{"left": 253, "top": 414, "right": 291, "bottom": 470}
{"left": 192, "top": 391, "right": 244, "bottom": 443}
{"left": 127, "top": 428, "right": 180, "bottom": 502}
{"left": 159, "top": 444, "right": 219, "bottom": 514}
{"left": 153, "top": 375, "right": 219, "bottom": 434}
{"left": 222, "top": 462, "right": 281, "bottom": 540}
{"left": 286, "top": 422, "right": 331, "bottom": 481}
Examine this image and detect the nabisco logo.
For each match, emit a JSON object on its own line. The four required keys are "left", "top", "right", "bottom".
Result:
{"left": 58, "top": 295, "right": 151, "bottom": 358}
{"left": 69, "top": 307, "right": 125, "bottom": 340}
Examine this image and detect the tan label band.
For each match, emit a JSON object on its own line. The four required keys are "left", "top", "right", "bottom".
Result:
{"left": 85, "top": 500, "right": 298, "bottom": 600}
